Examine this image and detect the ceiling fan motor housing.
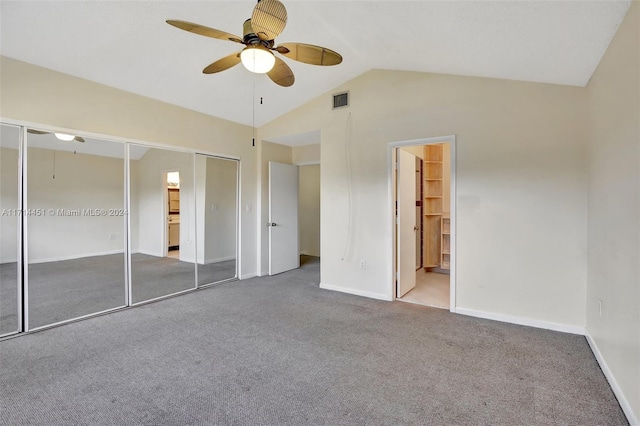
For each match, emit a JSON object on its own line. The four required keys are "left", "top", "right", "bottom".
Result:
{"left": 243, "top": 19, "right": 260, "bottom": 45}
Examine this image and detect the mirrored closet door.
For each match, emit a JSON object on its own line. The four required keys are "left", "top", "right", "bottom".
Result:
{"left": 195, "top": 155, "right": 239, "bottom": 286}
{"left": 129, "top": 145, "right": 196, "bottom": 303}
{"left": 26, "top": 130, "right": 127, "bottom": 329}
{"left": 0, "top": 124, "right": 22, "bottom": 336}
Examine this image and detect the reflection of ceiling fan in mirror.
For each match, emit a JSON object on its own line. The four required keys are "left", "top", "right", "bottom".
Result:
{"left": 27, "top": 129, "right": 85, "bottom": 143}
{"left": 166, "top": 0, "right": 342, "bottom": 87}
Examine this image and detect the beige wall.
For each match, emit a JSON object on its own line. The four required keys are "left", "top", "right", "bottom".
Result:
{"left": 586, "top": 3, "right": 639, "bottom": 423}
{"left": 299, "top": 164, "right": 321, "bottom": 257}
{"left": 292, "top": 144, "right": 320, "bottom": 164}
{"left": 261, "top": 69, "right": 588, "bottom": 329}
{"left": 259, "top": 140, "right": 292, "bottom": 274}
{"left": 0, "top": 56, "right": 257, "bottom": 278}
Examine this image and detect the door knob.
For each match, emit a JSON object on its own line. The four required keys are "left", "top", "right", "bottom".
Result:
{"left": 267, "top": 222, "right": 277, "bottom": 227}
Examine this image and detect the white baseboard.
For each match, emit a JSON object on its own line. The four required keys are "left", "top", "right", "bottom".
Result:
{"left": 28, "top": 249, "right": 125, "bottom": 264}
{"left": 455, "top": 308, "right": 586, "bottom": 335}
{"left": 319, "top": 282, "right": 393, "bottom": 301}
{"left": 134, "top": 249, "right": 163, "bottom": 257}
{"left": 240, "top": 273, "right": 256, "bottom": 280}
{"left": 586, "top": 331, "right": 639, "bottom": 426}
{"left": 204, "top": 256, "right": 235, "bottom": 265}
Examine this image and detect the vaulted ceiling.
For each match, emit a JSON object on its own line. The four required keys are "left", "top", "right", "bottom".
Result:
{"left": 0, "top": 1, "right": 631, "bottom": 127}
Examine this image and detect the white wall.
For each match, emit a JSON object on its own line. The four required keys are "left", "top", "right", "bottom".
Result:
{"left": 26, "top": 147, "right": 125, "bottom": 263}
{"left": 204, "top": 157, "right": 237, "bottom": 263}
{"left": 299, "top": 164, "right": 320, "bottom": 257}
{"left": 261, "top": 69, "right": 588, "bottom": 329}
{"left": 0, "top": 56, "right": 257, "bottom": 278}
{"left": 586, "top": 3, "right": 639, "bottom": 423}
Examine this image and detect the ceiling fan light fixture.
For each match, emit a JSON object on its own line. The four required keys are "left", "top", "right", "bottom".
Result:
{"left": 54, "top": 133, "right": 75, "bottom": 141}
{"left": 240, "top": 45, "right": 275, "bottom": 73}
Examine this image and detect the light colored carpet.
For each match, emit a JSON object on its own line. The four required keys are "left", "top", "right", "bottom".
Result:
{"left": 0, "top": 256, "right": 628, "bottom": 425}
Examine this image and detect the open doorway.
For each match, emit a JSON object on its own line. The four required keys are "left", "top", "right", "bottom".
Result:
{"left": 395, "top": 140, "right": 454, "bottom": 310}
{"left": 165, "top": 171, "right": 180, "bottom": 259}
{"left": 298, "top": 163, "right": 320, "bottom": 268}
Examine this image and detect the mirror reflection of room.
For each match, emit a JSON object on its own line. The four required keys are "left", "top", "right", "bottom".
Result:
{"left": 167, "top": 171, "right": 180, "bottom": 259}
{"left": 0, "top": 124, "right": 21, "bottom": 336}
{"left": 1, "top": 126, "right": 241, "bottom": 333}
{"left": 129, "top": 146, "right": 196, "bottom": 304}
{"left": 25, "top": 130, "right": 127, "bottom": 329}
{"left": 195, "top": 155, "right": 238, "bottom": 286}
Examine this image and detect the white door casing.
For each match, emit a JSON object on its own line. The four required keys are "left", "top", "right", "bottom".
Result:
{"left": 269, "top": 161, "right": 300, "bottom": 275}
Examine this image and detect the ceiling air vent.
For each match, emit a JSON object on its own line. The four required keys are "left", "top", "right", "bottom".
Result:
{"left": 332, "top": 91, "right": 349, "bottom": 109}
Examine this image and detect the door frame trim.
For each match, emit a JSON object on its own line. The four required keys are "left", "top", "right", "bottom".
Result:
{"left": 388, "top": 135, "right": 457, "bottom": 312}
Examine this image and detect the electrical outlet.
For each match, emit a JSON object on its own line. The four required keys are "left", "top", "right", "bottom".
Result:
{"left": 360, "top": 259, "right": 366, "bottom": 270}
{"left": 598, "top": 299, "right": 602, "bottom": 317}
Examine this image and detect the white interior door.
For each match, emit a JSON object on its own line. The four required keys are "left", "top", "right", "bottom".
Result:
{"left": 397, "top": 150, "right": 417, "bottom": 297}
{"left": 269, "top": 161, "right": 300, "bottom": 275}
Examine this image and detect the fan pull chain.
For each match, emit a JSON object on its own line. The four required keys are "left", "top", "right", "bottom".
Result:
{"left": 252, "top": 74, "right": 256, "bottom": 147}
{"left": 52, "top": 151, "right": 56, "bottom": 179}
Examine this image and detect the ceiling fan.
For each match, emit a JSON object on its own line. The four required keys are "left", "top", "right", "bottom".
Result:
{"left": 166, "top": 0, "right": 342, "bottom": 87}
{"left": 27, "top": 129, "right": 85, "bottom": 143}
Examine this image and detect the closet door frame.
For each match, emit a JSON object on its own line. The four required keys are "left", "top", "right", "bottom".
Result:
{"left": 387, "top": 135, "right": 457, "bottom": 312}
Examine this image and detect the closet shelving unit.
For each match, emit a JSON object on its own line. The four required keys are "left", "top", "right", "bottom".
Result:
{"left": 423, "top": 144, "right": 443, "bottom": 268}
{"left": 441, "top": 215, "right": 451, "bottom": 269}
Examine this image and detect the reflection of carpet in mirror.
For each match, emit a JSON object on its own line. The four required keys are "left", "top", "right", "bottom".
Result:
{"left": 197, "top": 260, "right": 236, "bottom": 287}
{"left": 0, "top": 262, "right": 18, "bottom": 335}
{"left": 0, "top": 253, "right": 237, "bottom": 331}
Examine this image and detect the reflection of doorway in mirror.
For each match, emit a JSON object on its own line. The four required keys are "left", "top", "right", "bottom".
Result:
{"left": 166, "top": 171, "right": 180, "bottom": 258}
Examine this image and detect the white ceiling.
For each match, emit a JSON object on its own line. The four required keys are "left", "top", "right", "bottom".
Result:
{"left": 0, "top": 1, "right": 631, "bottom": 128}
{"left": 1, "top": 124, "right": 149, "bottom": 160}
